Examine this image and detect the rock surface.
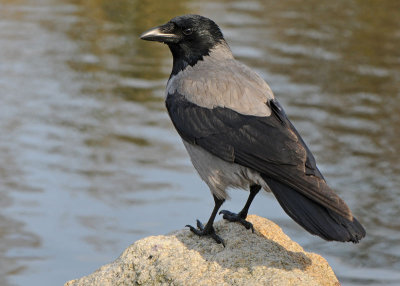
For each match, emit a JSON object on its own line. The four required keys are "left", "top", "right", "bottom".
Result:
{"left": 65, "top": 215, "right": 340, "bottom": 286}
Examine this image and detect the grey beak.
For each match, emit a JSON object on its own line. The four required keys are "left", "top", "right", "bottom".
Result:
{"left": 140, "top": 24, "right": 180, "bottom": 43}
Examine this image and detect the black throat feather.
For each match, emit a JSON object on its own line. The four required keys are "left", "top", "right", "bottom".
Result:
{"left": 169, "top": 41, "right": 218, "bottom": 77}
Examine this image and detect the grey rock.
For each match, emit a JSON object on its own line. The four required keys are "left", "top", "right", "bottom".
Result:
{"left": 65, "top": 215, "right": 340, "bottom": 286}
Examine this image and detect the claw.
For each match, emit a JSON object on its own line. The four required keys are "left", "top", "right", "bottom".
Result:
{"left": 219, "top": 210, "right": 254, "bottom": 233}
{"left": 186, "top": 220, "right": 225, "bottom": 247}
{"left": 196, "top": 219, "right": 204, "bottom": 230}
{"left": 185, "top": 224, "right": 197, "bottom": 232}
{"left": 210, "top": 232, "right": 225, "bottom": 247}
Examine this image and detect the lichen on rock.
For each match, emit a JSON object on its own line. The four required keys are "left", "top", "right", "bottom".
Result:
{"left": 65, "top": 215, "right": 340, "bottom": 286}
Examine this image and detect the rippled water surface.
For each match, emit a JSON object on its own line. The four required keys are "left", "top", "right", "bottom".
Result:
{"left": 1, "top": 0, "right": 399, "bottom": 285}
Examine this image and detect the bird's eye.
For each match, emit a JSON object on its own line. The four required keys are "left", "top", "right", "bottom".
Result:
{"left": 182, "top": 27, "right": 193, "bottom": 35}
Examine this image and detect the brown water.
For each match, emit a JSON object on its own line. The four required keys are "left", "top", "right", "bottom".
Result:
{"left": 0, "top": 0, "right": 399, "bottom": 285}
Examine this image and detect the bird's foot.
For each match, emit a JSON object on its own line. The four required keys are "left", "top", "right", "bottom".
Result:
{"left": 186, "top": 219, "right": 225, "bottom": 247}
{"left": 219, "top": 210, "right": 254, "bottom": 233}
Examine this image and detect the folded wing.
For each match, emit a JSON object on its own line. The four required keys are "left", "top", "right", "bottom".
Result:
{"left": 166, "top": 90, "right": 353, "bottom": 221}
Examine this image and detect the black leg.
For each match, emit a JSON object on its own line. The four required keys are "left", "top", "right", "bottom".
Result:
{"left": 186, "top": 195, "right": 226, "bottom": 246}
{"left": 219, "top": 184, "right": 261, "bottom": 232}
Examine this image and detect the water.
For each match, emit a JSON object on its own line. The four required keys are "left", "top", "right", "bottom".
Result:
{"left": 0, "top": 0, "right": 399, "bottom": 285}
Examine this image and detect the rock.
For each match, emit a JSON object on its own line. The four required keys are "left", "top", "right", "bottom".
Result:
{"left": 65, "top": 215, "right": 340, "bottom": 286}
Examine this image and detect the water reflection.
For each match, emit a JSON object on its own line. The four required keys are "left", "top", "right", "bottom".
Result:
{"left": 0, "top": 0, "right": 399, "bottom": 285}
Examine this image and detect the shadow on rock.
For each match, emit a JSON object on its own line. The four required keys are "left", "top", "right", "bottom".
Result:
{"left": 174, "top": 215, "right": 312, "bottom": 272}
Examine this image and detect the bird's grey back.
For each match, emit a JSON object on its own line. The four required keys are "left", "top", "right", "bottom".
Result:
{"left": 167, "top": 43, "right": 274, "bottom": 117}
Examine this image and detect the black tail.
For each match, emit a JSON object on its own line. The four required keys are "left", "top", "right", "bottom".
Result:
{"left": 262, "top": 176, "right": 366, "bottom": 243}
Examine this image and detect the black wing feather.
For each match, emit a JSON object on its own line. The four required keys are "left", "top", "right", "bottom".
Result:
{"left": 166, "top": 91, "right": 352, "bottom": 220}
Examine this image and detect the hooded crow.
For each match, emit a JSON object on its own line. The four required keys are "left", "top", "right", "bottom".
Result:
{"left": 140, "top": 14, "right": 366, "bottom": 246}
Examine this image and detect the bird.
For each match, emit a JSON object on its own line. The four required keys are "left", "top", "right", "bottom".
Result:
{"left": 140, "top": 14, "right": 366, "bottom": 246}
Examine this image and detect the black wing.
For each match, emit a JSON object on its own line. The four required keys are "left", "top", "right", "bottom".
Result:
{"left": 166, "top": 91, "right": 352, "bottom": 220}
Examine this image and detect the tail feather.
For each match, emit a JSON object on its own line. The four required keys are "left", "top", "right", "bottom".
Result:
{"left": 263, "top": 176, "right": 366, "bottom": 243}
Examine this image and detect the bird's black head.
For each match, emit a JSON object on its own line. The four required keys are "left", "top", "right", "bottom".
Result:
{"left": 140, "top": 15, "right": 226, "bottom": 75}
